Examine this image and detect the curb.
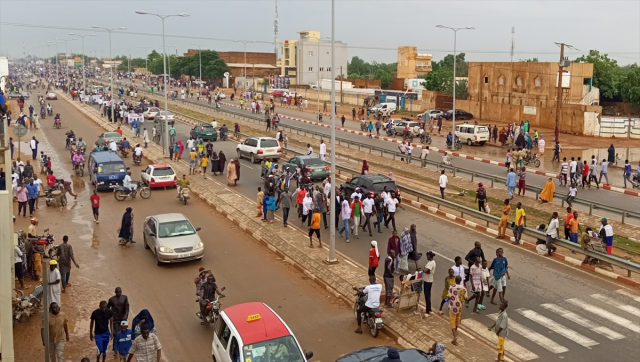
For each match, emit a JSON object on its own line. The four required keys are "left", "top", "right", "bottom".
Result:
{"left": 219, "top": 101, "right": 640, "bottom": 198}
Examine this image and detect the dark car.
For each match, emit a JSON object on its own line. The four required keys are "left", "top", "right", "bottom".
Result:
{"left": 190, "top": 123, "right": 218, "bottom": 141}
{"left": 340, "top": 174, "right": 400, "bottom": 201}
{"left": 282, "top": 155, "right": 329, "bottom": 181}
{"left": 336, "top": 346, "right": 431, "bottom": 362}
{"left": 443, "top": 109, "right": 473, "bottom": 120}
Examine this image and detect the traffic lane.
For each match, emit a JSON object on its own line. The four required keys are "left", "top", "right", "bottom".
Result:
{"left": 46, "top": 97, "right": 398, "bottom": 361}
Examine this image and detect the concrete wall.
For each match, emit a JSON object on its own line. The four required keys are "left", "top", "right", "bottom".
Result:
{"left": 397, "top": 46, "right": 432, "bottom": 79}
{"left": 296, "top": 39, "right": 348, "bottom": 85}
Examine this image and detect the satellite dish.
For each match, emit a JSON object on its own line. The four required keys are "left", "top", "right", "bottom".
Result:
{"left": 223, "top": 72, "right": 230, "bottom": 77}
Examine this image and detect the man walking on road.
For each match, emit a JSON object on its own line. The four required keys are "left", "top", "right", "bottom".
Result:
{"left": 41, "top": 302, "right": 69, "bottom": 362}
{"left": 599, "top": 159, "right": 609, "bottom": 185}
{"left": 488, "top": 301, "right": 509, "bottom": 362}
{"left": 126, "top": 325, "right": 162, "bottom": 362}
{"left": 30, "top": 136, "right": 39, "bottom": 160}
{"left": 90, "top": 190, "right": 100, "bottom": 223}
{"left": 489, "top": 248, "right": 509, "bottom": 305}
{"left": 439, "top": 170, "right": 448, "bottom": 199}
{"left": 497, "top": 199, "right": 511, "bottom": 239}
{"left": 545, "top": 212, "right": 560, "bottom": 256}
{"left": 319, "top": 139, "right": 326, "bottom": 161}
{"left": 57, "top": 236, "right": 79, "bottom": 293}
{"left": 624, "top": 159, "right": 633, "bottom": 187}
{"left": 49, "top": 260, "right": 62, "bottom": 307}
{"left": 90, "top": 301, "right": 113, "bottom": 362}
{"left": 108, "top": 287, "right": 130, "bottom": 351}
{"left": 448, "top": 275, "right": 466, "bottom": 345}
{"left": 506, "top": 168, "right": 517, "bottom": 199}
{"left": 421, "top": 251, "right": 436, "bottom": 317}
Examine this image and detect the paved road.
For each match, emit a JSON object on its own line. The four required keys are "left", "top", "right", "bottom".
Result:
{"left": 69, "top": 93, "right": 640, "bottom": 362}
{"left": 13, "top": 96, "right": 397, "bottom": 362}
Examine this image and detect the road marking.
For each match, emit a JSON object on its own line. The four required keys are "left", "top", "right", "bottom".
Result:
{"left": 615, "top": 289, "right": 640, "bottom": 303}
{"left": 487, "top": 313, "right": 569, "bottom": 354}
{"left": 540, "top": 304, "right": 625, "bottom": 341}
{"left": 591, "top": 293, "right": 640, "bottom": 318}
{"left": 460, "top": 319, "right": 539, "bottom": 361}
{"left": 239, "top": 163, "right": 254, "bottom": 169}
{"left": 566, "top": 298, "right": 640, "bottom": 333}
{"left": 516, "top": 308, "right": 599, "bottom": 347}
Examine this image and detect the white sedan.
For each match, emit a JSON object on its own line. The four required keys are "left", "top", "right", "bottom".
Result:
{"left": 141, "top": 163, "right": 177, "bottom": 188}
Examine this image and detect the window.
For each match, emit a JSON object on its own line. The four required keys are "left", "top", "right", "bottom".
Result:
{"left": 320, "top": 67, "right": 324, "bottom": 72}
{"left": 146, "top": 219, "right": 156, "bottom": 234}
{"left": 285, "top": 60, "right": 289, "bottom": 66}
{"left": 229, "top": 337, "right": 240, "bottom": 362}
{"left": 416, "top": 61, "right": 423, "bottom": 67}
{"left": 484, "top": 76, "right": 488, "bottom": 83}
{"left": 327, "top": 67, "right": 331, "bottom": 71}
{"left": 284, "top": 48, "right": 290, "bottom": 58}
{"left": 498, "top": 76, "right": 504, "bottom": 85}
{"left": 215, "top": 319, "right": 231, "bottom": 349}
{"left": 308, "top": 51, "right": 313, "bottom": 56}
{"left": 516, "top": 76, "right": 523, "bottom": 86}
{"left": 534, "top": 77, "right": 541, "bottom": 87}
{"left": 308, "top": 67, "right": 313, "bottom": 72}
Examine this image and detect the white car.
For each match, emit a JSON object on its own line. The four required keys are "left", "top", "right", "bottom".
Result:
{"left": 215, "top": 91, "right": 226, "bottom": 99}
{"left": 157, "top": 111, "right": 175, "bottom": 122}
{"left": 236, "top": 137, "right": 282, "bottom": 163}
{"left": 143, "top": 213, "right": 204, "bottom": 266}
{"left": 421, "top": 109, "right": 443, "bottom": 119}
{"left": 144, "top": 107, "right": 161, "bottom": 120}
{"left": 141, "top": 163, "right": 177, "bottom": 188}
{"left": 45, "top": 91, "right": 57, "bottom": 100}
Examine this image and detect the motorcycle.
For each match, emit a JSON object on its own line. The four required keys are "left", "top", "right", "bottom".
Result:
{"left": 220, "top": 132, "right": 228, "bottom": 141}
{"left": 113, "top": 181, "right": 151, "bottom": 201}
{"left": 53, "top": 118, "right": 61, "bottom": 129}
{"left": 179, "top": 187, "right": 190, "bottom": 205}
{"left": 40, "top": 109, "right": 46, "bottom": 119}
{"left": 196, "top": 287, "right": 226, "bottom": 325}
{"left": 120, "top": 147, "right": 129, "bottom": 158}
{"left": 385, "top": 128, "right": 395, "bottom": 137}
{"left": 420, "top": 133, "right": 432, "bottom": 145}
{"left": 47, "top": 108, "right": 53, "bottom": 116}
{"left": 446, "top": 139, "right": 462, "bottom": 151}
{"left": 360, "top": 123, "right": 367, "bottom": 132}
{"left": 402, "top": 132, "right": 414, "bottom": 142}
{"left": 65, "top": 138, "right": 75, "bottom": 149}
{"left": 34, "top": 228, "right": 58, "bottom": 259}
{"left": 522, "top": 152, "right": 541, "bottom": 168}
{"left": 13, "top": 285, "right": 44, "bottom": 323}
{"left": 133, "top": 154, "right": 142, "bottom": 166}
{"left": 73, "top": 161, "right": 85, "bottom": 177}
{"left": 353, "top": 286, "right": 384, "bottom": 338}
{"left": 631, "top": 174, "right": 640, "bottom": 188}
{"left": 45, "top": 180, "right": 67, "bottom": 206}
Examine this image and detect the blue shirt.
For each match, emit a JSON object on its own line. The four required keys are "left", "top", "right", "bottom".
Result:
{"left": 489, "top": 256, "right": 508, "bottom": 279}
{"left": 625, "top": 164, "right": 631, "bottom": 176}
{"left": 26, "top": 183, "right": 39, "bottom": 199}
{"left": 114, "top": 329, "right": 132, "bottom": 355}
{"left": 132, "top": 120, "right": 137, "bottom": 129}
{"left": 0, "top": 93, "right": 5, "bottom": 105}
{"left": 506, "top": 172, "right": 517, "bottom": 187}
{"left": 122, "top": 140, "right": 130, "bottom": 149}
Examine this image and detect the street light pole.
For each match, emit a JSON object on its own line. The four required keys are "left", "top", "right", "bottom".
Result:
{"left": 92, "top": 26, "right": 126, "bottom": 126}
{"left": 68, "top": 33, "right": 95, "bottom": 94}
{"left": 233, "top": 40, "right": 254, "bottom": 92}
{"left": 328, "top": 0, "right": 337, "bottom": 263}
{"left": 436, "top": 25, "right": 474, "bottom": 137}
{"left": 191, "top": 43, "right": 206, "bottom": 89}
{"left": 56, "top": 38, "right": 76, "bottom": 83}
{"left": 167, "top": 45, "right": 178, "bottom": 84}
{"left": 136, "top": 11, "right": 190, "bottom": 157}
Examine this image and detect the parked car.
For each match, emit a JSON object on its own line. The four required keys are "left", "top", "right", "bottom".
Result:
{"left": 382, "top": 118, "right": 405, "bottom": 130}
{"left": 6, "top": 91, "right": 29, "bottom": 99}
{"left": 420, "top": 109, "right": 443, "bottom": 119}
{"left": 336, "top": 346, "right": 431, "bottom": 362}
{"left": 340, "top": 174, "right": 400, "bottom": 201}
{"left": 455, "top": 123, "right": 490, "bottom": 146}
{"left": 141, "top": 163, "right": 177, "bottom": 188}
{"left": 390, "top": 121, "right": 421, "bottom": 136}
{"left": 144, "top": 107, "right": 161, "bottom": 120}
{"left": 97, "top": 131, "right": 123, "bottom": 147}
{"left": 190, "top": 123, "right": 218, "bottom": 141}
{"left": 282, "top": 156, "right": 329, "bottom": 181}
{"left": 143, "top": 213, "right": 204, "bottom": 266}
{"left": 367, "top": 102, "right": 397, "bottom": 114}
{"left": 45, "top": 91, "right": 57, "bottom": 100}
{"left": 443, "top": 109, "right": 473, "bottom": 120}
{"left": 236, "top": 137, "right": 282, "bottom": 163}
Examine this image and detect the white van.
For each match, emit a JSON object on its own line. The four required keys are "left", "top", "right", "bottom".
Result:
{"left": 368, "top": 102, "right": 397, "bottom": 114}
{"left": 455, "top": 124, "right": 490, "bottom": 146}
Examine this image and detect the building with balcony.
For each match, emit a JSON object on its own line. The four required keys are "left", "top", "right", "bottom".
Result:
{"left": 397, "top": 46, "right": 432, "bottom": 79}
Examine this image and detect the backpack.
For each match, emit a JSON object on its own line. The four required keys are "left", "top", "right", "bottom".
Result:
{"left": 477, "top": 188, "right": 487, "bottom": 201}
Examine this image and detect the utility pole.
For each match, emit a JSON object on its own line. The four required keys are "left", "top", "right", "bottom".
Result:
{"left": 510, "top": 27, "right": 515, "bottom": 63}
{"left": 0, "top": 112, "right": 15, "bottom": 362}
{"left": 340, "top": 65, "right": 343, "bottom": 103}
{"left": 553, "top": 42, "right": 577, "bottom": 142}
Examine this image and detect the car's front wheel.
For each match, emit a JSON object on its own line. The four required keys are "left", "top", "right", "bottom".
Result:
{"left": 250, "top": 153, "right": 256, "bottom": 163}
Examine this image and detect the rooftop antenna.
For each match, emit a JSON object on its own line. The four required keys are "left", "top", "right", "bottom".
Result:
{"left": 274, "top": 0, "right": 279, "bottom": 59}
{"left": 510, "top": 27, "right": 515, "bottom": 62}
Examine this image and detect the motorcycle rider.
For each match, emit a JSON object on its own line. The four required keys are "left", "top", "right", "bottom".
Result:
{"left": 65, "top": 130, "right": 75, "bottom": 148}
{"left": 71, "top": 151, "right": 84, "bottom": 171}
{"left": 46, "top": 103, "right": 52, "bottom": 114}
{"left": 108, "top": 140, "right": 118, "bottom": 152}
{"left": 219, "top": 124, "right": 229, "bottom": 140}
{"left": 194, "top": 266, "right": 212, "bottom": 301}
{"left": 354, "top": 275, "right": 382, "bottom": 334}
{"left": 122, "top": 171, "right": 137, "bottom": 192}
{"left": 54, "top": 113, "right": 61, "bottom": 127}
{"left": 120, "top": 137, "right": 130, "bottom": 154}
{"left": 197, "top": 274, "right": 225, "bottom": 325}
{"left": 386, "top": 122, "right": 394, "bottom": 135}
{"left": 76, "top": 137, "right": 87, "bottom": 152}
{"left": 177, "top": 174, "right": 190, "bottom": 198}
{"left": 133, "top": 143, "right": 143, "bottom": 162}
{"left": 446, "top": 132, "right": 453, "bottom": 148}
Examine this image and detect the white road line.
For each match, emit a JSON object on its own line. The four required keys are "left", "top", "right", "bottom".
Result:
{"left": 516, "top": 308, "right": 599, "bottom": 347}
{"left": 591, "top": 294, "right": 640, "bottom": 318}
{"left": 461, "top": 319, "right": 539, "bottom": 361}
{"left": 566, "top": 298, "right": 640, "bottom": 333}
{"left": 540, "top": 304, "right": 625, "bottom": 341}
{"left": 487, "top": 313, "right": 569, "bottom": 354}
{"left": 615, "top": 289, "right": 640, "bottom": 303}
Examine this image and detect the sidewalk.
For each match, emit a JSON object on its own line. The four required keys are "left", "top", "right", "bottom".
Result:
{"left": 62, "top": 92, "right": 502, "bottom": 362}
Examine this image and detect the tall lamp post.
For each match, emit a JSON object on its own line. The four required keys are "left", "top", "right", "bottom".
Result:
{"left": 49, "top": 40, "right": 64, "bottom": 81}
{"left": 136, "top": 10, "right": 190, "bottom": 157}
{"left": 167, "top": 45, "right": 178, "bottom": 84}
{"left": 68, "top": 33, "right": 96, "bottom": 94}
{"left": 139, "top": 46, "right": 152, "bottom": 75}
{"left": 55, "top": 37, "right": 76, "bottom": 82}
{"left": 435, "top": 25, "right": 474, "bottom": 136}
{"left": 233, "top": 40, "right": 254, "bottom": 91}
{"left": 92, "top": 25, "right": 127, "bottom": 126}
{"left": 328, "top": 0, "right": 337, "bottom": 263}
{"left": 191, "top": 43, "right": 206, "bottom": 89}
{"left": 306, "top": 35, "right": 331, "bottom": 117}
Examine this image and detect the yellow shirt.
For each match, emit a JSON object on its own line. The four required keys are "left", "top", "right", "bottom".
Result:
{"left": 310, "top": 212, "right": 321, "bottom": 229}
{"left": 501, "top": 205, "right": 511, "bottom": 219}
{"left": 190, "top": 151, "right": 197, "bottom": 161}
{"left": 201, "top": 157, "right": 209, "bottom": 167}
{"left": 42, "top": 312, "right": 67, "bottom": 343}
{"left": 515, "top": 208, "right": 526, "bottom": 226}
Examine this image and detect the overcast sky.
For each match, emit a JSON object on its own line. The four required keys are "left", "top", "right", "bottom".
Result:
{"left": 1, "top": 0, "right": 639, "bottom": 66}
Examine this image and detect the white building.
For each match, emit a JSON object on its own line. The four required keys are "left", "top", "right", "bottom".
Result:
{"left": 281, "top": 30, "right": 348, "bottom": 86}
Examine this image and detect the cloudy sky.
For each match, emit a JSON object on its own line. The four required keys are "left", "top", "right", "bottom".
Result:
{"left": 1, "top": 0, "right": 639, "bottom": 65}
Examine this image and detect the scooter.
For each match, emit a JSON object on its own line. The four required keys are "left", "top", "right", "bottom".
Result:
{"left": 133, "top": 154, "right": 142, "bottom": 166}
{"left": 53, "top": 118, "right": 61, "bottom": 129}
{"left": 13, "top": 285, "right": 44, "bottom": 323}
{"left": 352, "top": 286, "right": 384, "bottom": 338}
{"left": 196, "top": 287, "right": 226, "bottom": 326}
{"left": 385, "top": 128, "right": 395, "bottom": 137}
{"left": 179, "top": 187, "right": 190, "bottom": 205}
{"left": 113, "top": 181, "right": 151, "bottom": 201}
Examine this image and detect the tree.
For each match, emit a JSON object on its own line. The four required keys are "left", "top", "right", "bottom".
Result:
{"left": 347, "top": 56, "right": 396, "bottom": 86}
{"left": 620, "top": 64, "right": 640, "bottom": 114}
{"left": 575, "top": 50, "right": 620, "bottom": 99}
{"left": 172, "top": 50, "right": 229, "bottom": 80}
{"left": 520, "top": 58, "right": 539, "bottom": 62}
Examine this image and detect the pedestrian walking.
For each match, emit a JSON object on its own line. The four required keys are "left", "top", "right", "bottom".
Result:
{"left": 505, "top": 168, "right": 516, "bottom": 199}
{"left": 545, "top": 212, "right": 560, "bottom": 256}
{"left": 384, "top": 250, "right": 396, "bottom": 307}
{"left": 277, "top": 187, "right": 293, "bottom": 227}
{"left": 57, "top": 236, "right": 79, "bottom": 293}
{"left": 118, "top": 207, "right": 134, "bottom": 246}
{"left": 26, "top": 179, "right": 38, "bottom": 216}
{"left": 368, "top": 241, "right": 380, "bottom": 276}
{"left": 30, "top": 136, "right": 39, "bottom": 160}
{"left": 90, "top": 301, "right": 114, "bottom": 362}
{"left": 607, "top": 144, "right": 615, "bottom": 164}
{"left": 497, "top": 199, "right": 511, "bottom": 239}
{"left": 315, "top": 189, "right": 328, "bottom": 228}
{"left": 350, "top": 196, "right": 362, "bottom": 239}
{"left": 398, "top": 227, "right": 413, "bottom": 272}
{"left": 319, "top": 140, "right": 326, "bottom": 161}
{"left": 439, "top": 170, "right": 448, "bottom": 199}
{"left": 41, "top": 302, "right": 69, "bottom": 362}
{"left": 338, "top": 198, "right": 352, "bottom": 242}
{"left": 90, "top": 190, "right": 100, "bottom": 223}
{"left": 512, "top": 202, "right": 526, "bottom": 244}
{"left": 383, "top": 193, "right": 403, "bottom": 231}
{"left": 126, "top": 324, "right": 162, "bottom": 362}
{"left": 48, "top": 260, "right": 62, "bottom": 307}
{"left": 407, "top": 224, "right": 421, "bottom": 270}
{"left": 114, "top": 321, "right": 133, "bottom": 362}
{"left": 372, "top": 193, "right": 384, "bottom": 233}
{"left": 559, "top": 157, "right": 569, "bottom": 186}
{"left": 362, "top": 192, "right": 375, "bottom": 236}
{"left": 16, "top": 182, "right": 28, "bottom": 217}
{"left": 201, "top": 154, "right": 209, "bottom": 178}
{"left": 226, "top": 159, "right": 238, "bottom": 186}
{"left": 517, "top": 167, "right": 527, "bottom": 195}
{"left": 624, "top": 159, "right": 633, "bottom": 187}
{"left": 505, "top": 149, "right": 512, "bottom": 170}
{"left": 489, "top": 248, "right": 510, "bottom": 304}
{"left": 466, "top": 257, "right": 485, "bottom": 313}
{"left": 581, "top": 160, "right": 589, "bottom": 188}
{"left": 266, "top": 194, "right": 276, "bottom": 224}
{"left": 488, "top": 301, "right": 510, "bottom": 362}
{"left": 588, "top": 160, "right": 599, "bottom": 188}
{"left": 422, "top": 251, "right": 436, "bottom": 317}
{"left": 599, "top": 159, "right": 609, "bottom": 185}
{"left": 108, "top": 287, "right": 130, "bottom": 351}
{"left": 475, "top": 182, "right": 487, "bottom": 212}
{"left": 308, "top": 207, "right": 322, "bottom": 247}
{"left": 448, "top": 275, "right": 466, "bottom": 345}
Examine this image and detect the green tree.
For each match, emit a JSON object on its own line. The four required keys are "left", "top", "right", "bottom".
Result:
{"left": 575, "top": 50, "right": 620, "bottom": 99}
{"left": 620, "top": 64, "right": 640, "bottom": 114}
{"left": 520, "top": 58, "right": 539, "bottom": 62}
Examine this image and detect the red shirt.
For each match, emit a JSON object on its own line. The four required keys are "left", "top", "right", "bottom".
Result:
{"left": 90, "top": 194, "right": 100, "bottom": 208}
{"left": 115, "top": 129, "right": 123, "bottom": 135}
{"left": 369, "top": 248, "right": 380, "bottom": 267}
{"left": 582, "top": 164, "right": 589, "bottom": 177}
{"left": 46, "top": 174, "right": 56, "bottom": 186}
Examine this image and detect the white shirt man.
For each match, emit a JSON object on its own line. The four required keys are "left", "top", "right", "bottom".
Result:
{"left": 187, "top": 139, "right": 195, "bottom": 150}
{"left": 319, "top": 142, "right": 327, "bottom": 161}
{"left": 123, "top": 174, "right": 137, "bottom": 191}
{"left": 363, "top": 282, "right": 382, "bottom": 309}
{"left": 547, "top": 216, "right": 559, "bottom": 238}
{"left": 384, "top": 197, "right": 398, "bottom": 213}
{"left": 350, "top": 189, "right": 363, "bottom": 202}
{"left": 422, "top": 259, "right": 436, "bottom": 283}
{"left": 452, "top": 264, "right": 465, "bottom": 281}
{"left": 134, "top": 146, "right": 143, "bottom": 157}
{"left": 109, "top": 141, "right": 118, "bottom": 152}
{"left": 49, "top": 265, "right": 61, "bottom": 307}
{"left": 362, "top": 197, "right": 375, "bottom": 214}
{"left": 323, "top": 181, "right": 332, "bottom": 197}
{"left": 439, "top": 173, "right": 448, "bottom": 188}
{"left": 569, "top": 159, "right": 578, "bottom": 175}
{"left": 307, "top": 146, "right": 313, "bottom": 156}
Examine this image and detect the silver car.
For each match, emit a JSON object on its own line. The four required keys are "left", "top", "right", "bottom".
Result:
{"left": 143, "top": 213, "right": 204, "bottom": 265}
